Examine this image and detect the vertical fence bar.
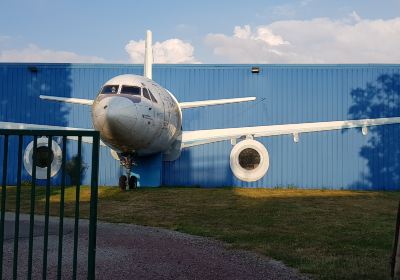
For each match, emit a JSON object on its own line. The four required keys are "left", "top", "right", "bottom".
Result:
{"left": 27, "top": 136, "right": 38, "bottom": 280}
{"left": 391, "top": 200, "right": 400, "bottom": 278}
{"left": 56, "top": 136, "right": 67, "bottom": 280}
{"left": 72, "top": 136, "right": 82, "bottom": 280}
{"left": 87, "top": 132, "right": 100, "bottom": 280}
{"left": 12, "top": 135, "right": 23, "bottom": 280}
{"left": 0, "top": 135, "right": 9, "bottom": 279}
{"left": 42, "top": 136, "right": 52, "bottom": 280}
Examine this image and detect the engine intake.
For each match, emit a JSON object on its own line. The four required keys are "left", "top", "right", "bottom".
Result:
{"left": 23, "top": 137, "right": 62, "bottom": 179}
{"left": 230, "top": 139, "right": 269, "bottom": 182}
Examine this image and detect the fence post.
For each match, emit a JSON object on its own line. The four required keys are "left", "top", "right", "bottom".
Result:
{"left": 391, "top": 201, "right": 400, "bottom": 279}
{"left": 87, "top": 132, "right": 100, "bottom": 280}
{"left": 0, "top": 135, "right": 9, "bottom": 279}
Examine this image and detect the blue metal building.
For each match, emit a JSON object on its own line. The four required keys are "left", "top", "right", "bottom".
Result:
{"left": 1, "top": 63, "right": 399, "bottom": 189}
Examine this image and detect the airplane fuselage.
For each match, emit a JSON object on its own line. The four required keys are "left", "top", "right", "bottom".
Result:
{"left": 92, "top": 74, "right": 182, "bottom": 156}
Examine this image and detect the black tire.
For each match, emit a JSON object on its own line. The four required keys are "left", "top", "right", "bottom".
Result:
{"left": 119, "top": 175, "right": 127, "bottom": 190}
{"left": 128, "top": 176, "right": 137, "bottom": 189}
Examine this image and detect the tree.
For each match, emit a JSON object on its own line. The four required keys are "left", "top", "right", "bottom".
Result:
{"left": 348, "top": 73, "right": 400, "bottom": 188}
{"left": 66, "top": 155, "right": 88, "bottom": 185}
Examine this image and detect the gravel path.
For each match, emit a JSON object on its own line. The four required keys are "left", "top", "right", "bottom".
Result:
{"left": 3, "top": 212, "right": 309, "bottom": 279}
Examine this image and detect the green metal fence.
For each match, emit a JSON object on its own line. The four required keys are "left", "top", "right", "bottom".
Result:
{"left": 0, "top": 129, "right": 100, "bottom": 280}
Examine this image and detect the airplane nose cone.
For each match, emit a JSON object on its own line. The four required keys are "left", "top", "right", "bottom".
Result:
{"left": 93, "top": 96, "right": 138, "bottom": 147}
{"left": 105, "top": 99, "right": 131, "bottom": 126}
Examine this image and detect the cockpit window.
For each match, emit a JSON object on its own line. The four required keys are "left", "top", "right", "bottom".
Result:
{"left": 148, "top": 90, "right": 158, "bottom": 103}
{"left": 142, "top": 88, "right": 151, "bottom": 100}
{"left": 121, "top": 85, "right": 141, "bottom": 95}
{"left": 101, "top": 85, "right": 119, "bottom": 94}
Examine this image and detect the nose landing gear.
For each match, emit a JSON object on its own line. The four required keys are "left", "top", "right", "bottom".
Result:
{"left": 119, "top": 153, "right": 138, "bottom": 190}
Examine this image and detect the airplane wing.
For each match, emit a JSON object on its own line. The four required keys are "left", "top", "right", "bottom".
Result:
{"left": 181, "top": 117, "right": 400, "bottom": 148}
{"left": 179, "top": 97, "right": 256, "bottom": 109}
{"left": 0, "top": 121, "right": 106, "bottom": 146}
{"left": 39, "top": 95, "right": 94, "bottom": 105}
{"left": 40, "top": 95, "right": 256, "bottom": 109}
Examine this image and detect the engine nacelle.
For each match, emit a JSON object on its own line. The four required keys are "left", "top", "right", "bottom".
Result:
{"left": 23, "top": 137, "right": 62, "bottom": 179}
{"left": 230, "top": 139, "right": 270, "bottom": 182}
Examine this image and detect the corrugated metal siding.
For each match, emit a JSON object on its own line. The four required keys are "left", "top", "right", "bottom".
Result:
{"left": 161, "top": 65, "right": 400, "bottom": 189}
{"left": 1, "top": 63, "right": 399, "bottom": 189}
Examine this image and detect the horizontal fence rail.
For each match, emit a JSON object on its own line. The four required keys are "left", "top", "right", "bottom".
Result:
{"left": 0, "top": 128, "right": 100, "bottom": 280}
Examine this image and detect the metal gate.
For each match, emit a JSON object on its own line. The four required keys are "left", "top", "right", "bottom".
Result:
{"left": 0, "top": 128, "right": 100, "bottom": 279}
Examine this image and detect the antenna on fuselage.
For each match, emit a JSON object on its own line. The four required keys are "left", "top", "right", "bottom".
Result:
{"left": 144, "top": 30, "right": 153, "bottom": 80}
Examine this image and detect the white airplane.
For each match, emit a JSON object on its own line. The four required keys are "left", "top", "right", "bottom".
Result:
{"left": 2, "top": 30, "right": 400, "bottom": 187}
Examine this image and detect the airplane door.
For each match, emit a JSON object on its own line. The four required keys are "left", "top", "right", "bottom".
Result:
{"left": 150, "top": 85, "right": 168, "bottom": 130}
{"left": 158, "top": 88, "right": 172, "bottom": 126}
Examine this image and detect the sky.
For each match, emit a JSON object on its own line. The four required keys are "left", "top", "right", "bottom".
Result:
{"left": 0, "top": 0, "right": 400, "bottom": 64}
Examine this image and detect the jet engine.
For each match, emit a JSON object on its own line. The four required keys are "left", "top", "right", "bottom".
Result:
{"left": 230, "top": 139, "right": 269, "bottom": 182}
{"left": 23, "top": 137, "right": 62, "bottom": 179}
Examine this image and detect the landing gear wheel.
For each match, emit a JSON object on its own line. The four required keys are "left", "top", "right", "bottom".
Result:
{"left": 128, "top": 176, "right": 137, "bottom": 189}
{"left": 119, "top": 175, "right": 127, "bottom": 190}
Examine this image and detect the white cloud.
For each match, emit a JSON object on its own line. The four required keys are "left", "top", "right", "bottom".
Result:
{"left": 205, "top": 13, "right": 400, "bottom": 63}
{"left": 349, "top": 11, "right": 361, "bottom": 23}
{"left": 125, "top": 38, "right": 200, "bottom": 64}
{"left": 0, "top": 44, "right": 106, "bottom": 63}
{"left": 233, "top": 25, "right": 289, "bottom": 46}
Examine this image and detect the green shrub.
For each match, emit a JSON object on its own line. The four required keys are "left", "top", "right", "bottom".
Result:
{"left": 65, "top": 155, "right": 87, "bottom": 185}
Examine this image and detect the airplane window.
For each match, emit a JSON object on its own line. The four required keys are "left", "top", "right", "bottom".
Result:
{"left": 101, "top": 85, "right": 119, "bottom": 94}
{"left": 121, "top": 86, "right": 141, "bottom": 95}
{"left": 148, "top": 90, "right": 158, "bottom": 103}
{"left": 142, "top": 88, "right": 151, "bottom": 100}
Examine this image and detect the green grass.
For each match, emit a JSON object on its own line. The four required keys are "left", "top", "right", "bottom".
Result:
{"left": 2, "top": 186, "right": 399, "bottom": 280}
